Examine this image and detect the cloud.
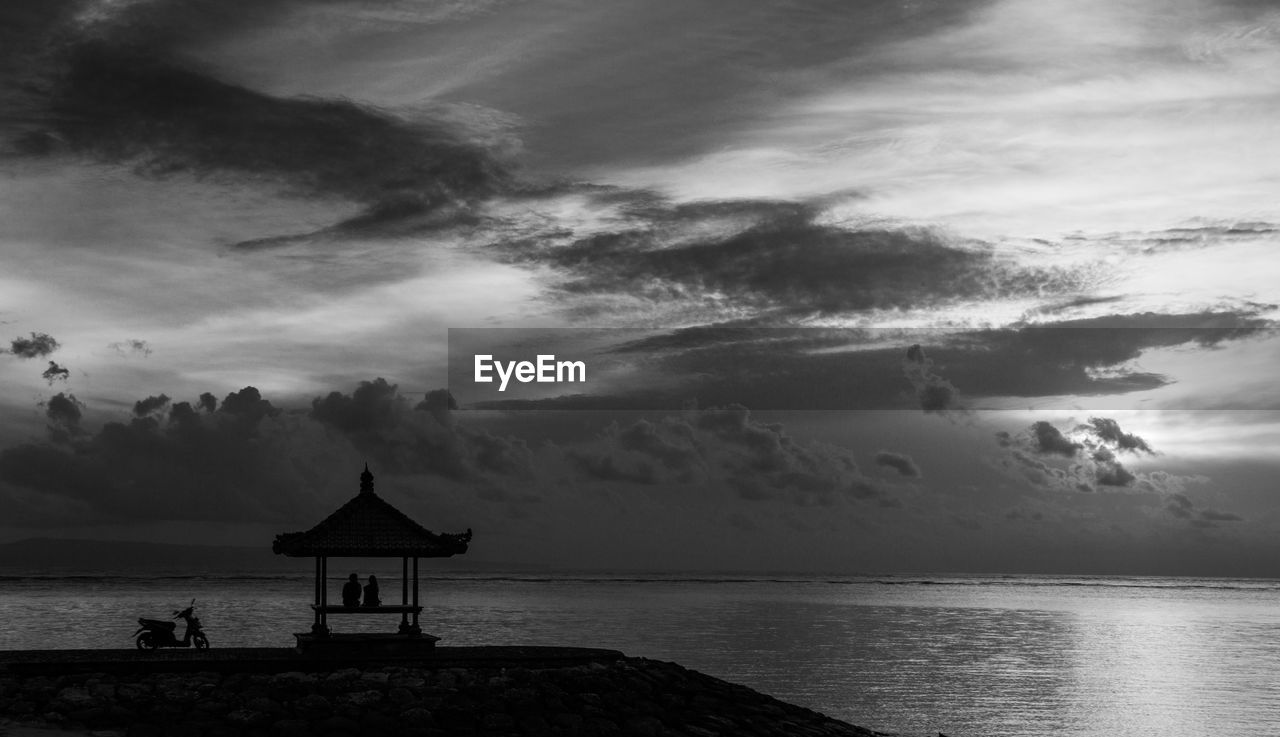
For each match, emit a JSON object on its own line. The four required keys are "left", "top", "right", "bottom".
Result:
{"left": 310, "top": 377, "right": 531, "bottom": 480}
{"left": 219, "top": 386, "right": 281, "bottom": 425}
{"left": 509, "top": 200, "right": 1089, "bottom": 315}
{"left": 1087, "top": 417, "right": 1153, "bottom": 454}
{"left": 0, "top": 378, "right": 535, "bottom": 527}
{"left": 1004, "top": 416, "right": 1160, "bottom": 492}
{"left": 1093, "top": 459, "right": 1136, "bottom": 488}
{"left": 903, "top": 343, "right": 960, "bottom": 413}
{"left": 8, "top": 332, "right": 59, "bottom": 358}
{"left": 563, "top": 403, "right": 896, "bottom": 512}
{"left": 874, "top": 450, "right": 921, "bottom": 478}
{"left": 1031, "top": 421, "right": 1080, "bottom": 457}
{"left": 5, "top": 0, "right": 510, "bottom": 236}
{"left": 1166, "top": 493, "right": 1194, "bottom": 519}
{"left": 43, "top": 392, "right": 84, "bottom": 444}
{"left": 0, "top": 385, "right": 306, "bottom": 525}
{"left": 475, "top": 309, "right": 1270, "bottom": 414}
{"left": 1199, "top": 509, "right": 1242, "bottom": 522}
{"left": 44, "top": 392, "right": 83, "bottom": 427}
{"left": 109, "top": 339, "right": 152, "bottom": 357}
{"left": 133, "top": 394, "right": 171, "bottom": 418}
{"left": 41, "top": 361, "right": 70, "bottom": 384}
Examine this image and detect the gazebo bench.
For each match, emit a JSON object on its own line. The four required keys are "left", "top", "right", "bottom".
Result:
{"left": 312, "top": 604, "right": 423, "bottom": 615}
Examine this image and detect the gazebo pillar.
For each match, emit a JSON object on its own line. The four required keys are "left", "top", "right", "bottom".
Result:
{"left": 312, "top": 556, "right": 322, "bottom": 633}
{"left": 311, "top": 556, "right": 331, "bottom": 636}
{"left": 411, "top": 556, "right": 420, "bottom": 634}
{"left": 399, "top": 556, "right": 410, "bottom": 633}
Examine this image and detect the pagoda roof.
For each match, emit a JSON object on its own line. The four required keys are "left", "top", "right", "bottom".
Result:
{"left": 272, "top": 465, "right": 471, "bottom": 558}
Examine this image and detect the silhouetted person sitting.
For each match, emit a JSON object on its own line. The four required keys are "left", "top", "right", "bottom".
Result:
{"left": 342, "top": 573, "right": 361, "bottom": 608}
{"left": 363, "top": 575, "right": 381, "bottom": 607}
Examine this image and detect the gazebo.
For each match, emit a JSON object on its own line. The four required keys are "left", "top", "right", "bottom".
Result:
{"left": 272, "top": 464, "right": 472, "bottom": 649}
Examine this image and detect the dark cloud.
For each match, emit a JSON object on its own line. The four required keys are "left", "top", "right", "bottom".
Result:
{"left": 474, "top": 311, "right": 1270, "bottom": 413}
{"left": 310, "top": 378, "right": 530, "bottom": 480}
{"left": 311, "top": 378, "right": 402, "bottom": 435}
{"left": 45, "top": 392, "right": 83, "bottom": 427}
{"left": 42, "top": 361, "right": 69, "bottom": 384}
{"left": 1093, "top": 459, "right": 1136, "bottom": 488}
{"left": 416, "top": 389, "right": 458, "bottom": 429}
{"left": 197, "top": 392, "right": 217, "bottom": 414}
{"left": 1004, "top": 417, "right": 1158, "bottom": 492}
{"left": 1087, "top": 417, "right": 1153, "bottom": 454}
{"left": 1166, "top": 493, "right": 1194, "bottom": 519}
{"left": 43, "top": 392, "right": 84, "bottom": 444}
{"left": 903, "top": 344, "right": 959, "bottom": 413}
{"left": 0, "top": 386, "right": 307, "bottom": 525}
{"left": 133, "top": 394, "right": 170, "bottom": 418}
{"left": 0, "top": 379, "right": 536, "bottom": 528}
{"left": 5, "top": 0, "right": 508, "bottom": 233}
{"left": 568, "top": 451, "right": 658, "bottom": 485}
{"left": 616, "top": 419, "right": 701, "bottom": 478}
{"left": 563, "top": 404, "right": 889, "bottom": 512}
{"left": 1199, "top": 509, "right": 1243, "bottom": 522}
{"left": 874, "top": 450, "right": 921, "bottom": 478}
{"left": 219, "top": 386, "right": 280, "bottom": 425}
{"left": 511, "top": 202, "right": 1085, "bottom": 315}
{"left": 1031, "top": 421, "right": 1080, "bottom": 457}
{"left": 109, "top": 339, "right": 152, "bottom": 357}
{"left": 9, "top": 332, "right": 60, "bottom": 358}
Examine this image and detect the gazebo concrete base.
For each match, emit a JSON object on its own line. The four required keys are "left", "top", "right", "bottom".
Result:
{"left": 293, "top": 632, "right": 441, "bottom": 656}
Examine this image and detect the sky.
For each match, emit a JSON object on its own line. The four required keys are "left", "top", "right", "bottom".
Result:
{"left": 2, "top": 0, "right": 1279, "bottom": 574}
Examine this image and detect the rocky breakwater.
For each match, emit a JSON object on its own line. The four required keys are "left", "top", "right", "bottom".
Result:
{"left": 0, "top": 657, "right": 886, "bottom": 737}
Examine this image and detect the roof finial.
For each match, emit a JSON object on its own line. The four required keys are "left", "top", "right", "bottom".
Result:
{"left": 359, "top": 463, "right": 374, "bottom": 494}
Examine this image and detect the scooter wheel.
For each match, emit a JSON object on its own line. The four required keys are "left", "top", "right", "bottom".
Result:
{"left": 194, "top": 633, "right": 210, "bottom": 649}
{"left": 136, "top": 633, "right": 157, "bottom": 650}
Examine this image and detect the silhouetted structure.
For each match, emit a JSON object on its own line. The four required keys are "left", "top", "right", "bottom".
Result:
{"left": 273, "top": 464, "right": 471, "bottom": 646}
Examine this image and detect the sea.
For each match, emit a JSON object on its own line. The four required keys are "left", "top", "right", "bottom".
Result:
{"left": 2, "top": 570, "right": 1278, "bottom": 737}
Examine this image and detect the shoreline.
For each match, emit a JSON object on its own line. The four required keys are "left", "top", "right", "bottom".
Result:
{"left": 0, "top": 647, "right": 888, "bottom": 737}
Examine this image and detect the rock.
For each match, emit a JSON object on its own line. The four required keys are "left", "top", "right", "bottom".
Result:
{"left": 91, "top": 684, "right": 118, "bottom": 700}
{"left": 360, "top": 709, "right": 399, "bottom": 732}
{"left": 116, "top": 685, "right": 146, "bottom": 701}
{"left": 552, "top": 712, "right": 584, "bottom": 731}
{"left": 387, "top": 687, "right": 415, "bottom": 705}
{"left": 398, "top": 707, "right": 435, "bottom": 727}
{"left": 56, "top": 686, "right": 96, "bottom": 708}
{"left": 1, "top": 655, "right": 884, "bottom": 737}
{"left": 481, "top": 712, "right": 516, "bottom": 730}
{"left": 312, "top": 715, "right": 361, "bottom": 735}
{"left": 340, "top": 689, "right": 383, "bottom": 707}
{"left": 193, "top": 699, "right": 230, "bottom": 714}
{"left": 624, "top": 716, "right": 665, "bottom": 737}
{"left": 226, "top": 708, "right": 273, "bottom": 728}
{"left": 271, "top": 717, "right": 312, "bottom": 737}
{"left": 292, "top": 693, "right": 332, "bottom": 718}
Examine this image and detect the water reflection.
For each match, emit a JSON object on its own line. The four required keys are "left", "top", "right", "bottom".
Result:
{"left": 2, "top": 574, "right": 1279, "bottom": 736}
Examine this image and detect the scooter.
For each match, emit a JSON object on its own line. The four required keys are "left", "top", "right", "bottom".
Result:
{"left": 134, "top": 599, "right": 210, "bottom": 650}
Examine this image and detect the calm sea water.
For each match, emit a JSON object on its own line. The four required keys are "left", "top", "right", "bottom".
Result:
{"left": 2, "top": 570, "right": 1278, "bottom": 737}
